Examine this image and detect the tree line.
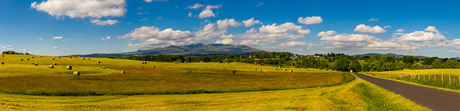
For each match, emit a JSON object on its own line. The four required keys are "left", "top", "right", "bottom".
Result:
{"left": 123, "top": 52, "right": 460, "bottom": 72}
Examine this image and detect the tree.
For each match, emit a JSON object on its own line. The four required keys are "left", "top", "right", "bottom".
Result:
{"left": 445, "top": 59, "right": 458, "bottom": 68}
{"left": 350, "top": 59, "right": 361, "bottom": 72}
{"left": 431, "top": 59, "right": 443, "bottom": 68}
{"left": 334, "top": 57, "right": 349, "bottom": 71}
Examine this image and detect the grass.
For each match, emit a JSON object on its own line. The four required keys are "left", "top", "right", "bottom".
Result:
{"left": 0, "top": 55, "right": 430, "bottom": 110}
{"left": 367, "top": 69, "right": 460, "bottom": 91}
{"left": 0, "top": 74, "right": 429, "bottom": 110}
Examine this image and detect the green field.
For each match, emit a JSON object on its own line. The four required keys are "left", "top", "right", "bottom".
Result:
{"left": 0, "top": 55, "right": 429, "bottom": 110}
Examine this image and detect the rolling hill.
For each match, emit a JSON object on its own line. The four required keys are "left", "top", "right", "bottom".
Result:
{"left": 72, "top": 43, "right": 266, "bottom": 58}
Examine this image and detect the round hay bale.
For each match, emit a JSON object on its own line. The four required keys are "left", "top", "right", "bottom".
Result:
{"left": 70, "top": 57, "right": 72, "bottom": 58}
{"left": 226, "top": 62, "right": 229, "bottom": 64}
{"left": 184, "top": 61, "right": 187, "bottom": 63}
{"left": 32, "top": 63, "right": 35, "bottom": 65}
{"left": 54, "top": 63, "right": 57, "bottom": 65}
{"left": 27, "top": 58, "right": 29, "bottom": 60}
{"left": 73, "top": 71, "right": 80, "bottom": 76}
{"left": 152, "top": 66, "right": 155, "bottom": 68}
{"left": 82, "top": 57, "right": 85, "bottom": 60}
{"left": 40, "top": 56, "right": 42, "bottom": 58}
{"left": 49, "top": 65, "right": 54, "bottom": 68}
{"left": 284, "top": 68, "right": 287, "bottom": 71}
{"left": 59, "top": 57, "right": 61, "bottom": 58}
{"left": 52, "top": 58, "right": 55, "bottom": 60}
{"left": 20, "top": 59, "right": 23, "bottom": 61}
{"left": 97, "top": 61, "right": 101, "bottom": 64}
{"left": 290, "top": 70, "right": 293, "bottom": 72}
{"left": 32, "top": 56, "right": 34, "bottom": 58}
{"left": 274, "top": 68, "right": 277, "bottom": 70}
{"left": 102, "top": 66, "right": 106, "bottom": 69}
{"left": 279, "top": 66, "right": 281, "bottom": 68}
{"left": 121, "top": 71, "right": 125, "bottom": 73}
{"left": 254, "top": 68, "right": 257, "bottom": 70}
{"left": 67, "top": 66, "right": 72, "bottom": 70}
{"left": 88, "top": 58, "right": 90, "bottom": 60}
{"left": 260, "top": 69, "right": 263, "bottom": 71}
{"left": 34, "top": 63, "right": 38, "bottom": 66}
{"left": 1, "top": 62, "right": 4, "bottom": 65}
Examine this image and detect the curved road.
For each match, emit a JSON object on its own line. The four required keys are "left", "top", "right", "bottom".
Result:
{"left": 355, "top": 73, "right": 460, "bottom": 111}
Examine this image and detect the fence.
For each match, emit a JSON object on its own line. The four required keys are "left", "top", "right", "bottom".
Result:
{"left": 374, "top": 74, "right": 460, "bottom": 90}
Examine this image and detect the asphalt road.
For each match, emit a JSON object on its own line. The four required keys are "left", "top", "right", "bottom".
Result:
{"left": 355, "top": 73, "right": 460, "bottom": 111}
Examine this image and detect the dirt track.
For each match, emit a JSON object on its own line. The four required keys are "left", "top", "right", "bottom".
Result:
{"left": 355, "top": 73, "right": 460, "bottom": 111}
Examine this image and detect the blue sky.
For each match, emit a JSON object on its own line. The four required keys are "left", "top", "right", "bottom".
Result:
{"left": 1, "top": 0, "right": 460, "bottom": 57}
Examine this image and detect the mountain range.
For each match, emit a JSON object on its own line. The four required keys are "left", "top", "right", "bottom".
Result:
{"left": 71, "top": 43, "right": 266, "bottom": 58}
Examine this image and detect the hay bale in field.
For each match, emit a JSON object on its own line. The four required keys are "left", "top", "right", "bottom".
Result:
{"left": 34, "top": 63, "right": 38, "bottom": 66}
{"left": 274, "top": 68, "right": 277, "bottom": 70}
{"left": 49, "top": 65, "right": 54, "bottom": 68}
{"left": 184, "top": 61, "right": 187, "bottom": 63}
{"left": 54, "top": 63, "right": 57, "bottom": 65}
{"left": 290, "top": 70, "right": 293, "bottom": 72}
{"left": 32, "top": 56, "right": 34, "bottom": 58}
{"left": 73, "top": 71, "right": 80, "bottom": 76}
{"left": 59, "top": 57, "right": 61, "bottom": 58}
{"left": 40, "top": 56, "right": 42, "bottom": 58}
{"left": 284, "top": 68, "right": 287, "bottom": 71}
{"left": 70, "top": 57, "right": 72, "bottom": 58}
{"left": 152, "top": 66, "right": 155, "bottom": 68}
{"left": 279, "top": 66, "right": 281, "bottom": 69}
{"left": 82, "top": 57, "right": 85, "bottom": 60}
{"left": 1, "top": 62, "right": 4, "bottom": 65}
{"left": 102, "top": 66, "right": 106, "bottom": 69}
{"left": 32, "top": 63, "right": 35, "bottom": 65}
{"left": 88, "top": 58, "right": 90, "bottom": 60}
{"left": 226, "top": 62, "right": 229, "bottom": 64}
{"left": 27, "top": 58, "right": 29, "bottom": 60}
{"left": 260, "top": 69, "right": 263, "bottom": 71}
{"left": 21, "top": 59, "right": 23, "bottom": 61}
{"left": 97, "top": 61, "right": 101, "bottom": 64}
{"left": 52, "top": 58, "right": 55, "bottom": 60}
{"left": 254, "top": 68, "right": 257, "bottom": 70}
{"left": 121, "top": 71, "right": 125, "bottom": 73}
{"left": 67, "top": 66, "right": 72, "bottom": 70}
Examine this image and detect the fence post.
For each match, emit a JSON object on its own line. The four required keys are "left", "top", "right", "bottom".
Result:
{"left": 418, "top": 74, "right": 420, "bottom": 80}
{"left": 429, "top": 74, "right": 430, "bottom": 80}
{"left": 449, "top": 75, "right": 451, "bottom": 84}
{"left": 434, "top": 74, "right": 436, "bottom": 81}
{"left": 442, "top": 74, "right": 444, "bottom": 83}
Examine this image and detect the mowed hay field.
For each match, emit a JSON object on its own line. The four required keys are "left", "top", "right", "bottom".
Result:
{"left": 0, "top": 55, "right": 345, "bottom": 96}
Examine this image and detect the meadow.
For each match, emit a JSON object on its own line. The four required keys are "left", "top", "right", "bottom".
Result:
{"left": 367, "top": 69, "right": 460, "bottom": 91}
{"left": 0, "top": 54, "right": 430, "bottom": 110}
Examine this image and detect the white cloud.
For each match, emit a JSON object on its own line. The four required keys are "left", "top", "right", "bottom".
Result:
{"left": 188, "top": 12, "right": 193, "bottom": 17}
{"left": 91, "top": 19, "right": 118, "bottom": 25}
{"left": 242, "top": 18, "right": 262, "bottom": 27}
{"left": 140, "top": 18, "right": 148, "bottom": 22}
{"left": 0, "top": 45, "right": 13, "bottom": 51}
{"left": 316, "top": 30, "right": 336, "bottom": 37}
{"left": 215, "top": 38, "right": 234, "bottom": 44}
{"left": 297, "top": 16, "right": 322, "bottom": 25}
{"left": 448, "top": 50, "right": 460, "bottom": 53}
{"left": 157, "top": 16, "right": 163, "bottom": 20}
{"left": 368, "top": 18, "right": 379, "bottom": 22}
{"left": 195, "top": 23, "right": 227, "bottom": 39}
{"left": 31, "top": 0, "right": 126, "bottom": 19}
{"left": 52, "top": 36, "right": 63, "bottom": 39}
{"left": 76, "top": 33, "right": 85, "bottom": 36}
{"left": 216, "top": 18, "right": 241, "bottom": 29}
{"left": 320, "top": 33, "right": 381, "bottom": 50}
{"left": 424, "top": 26, "right": 439, "bottom": 33}
{"left": 256, "top": 2, "right": 264, "bottom": 6}
{"left": 144, "top": 0, "right": 152, "bottom": 3}
{"left": 266, "top": 41, "right": 319, "bottom": 50}
{"left": 395, "top": 29, "right": 404, "bottom": 32}
{"left": 366, "top": 30, "right": 451, "bottom": 52}
{"left": 383, "top": 25, "right": 391, "bottom": 28}
{"left": 187, "top": 3, "right": 204, "bottom": 9}
{"left": 259, "top": 22, "right": 302, "bottom": 34}
{"left": 432, "top": 49, "right": 438, "bottom": 52}
{"left": 38, "top": 38, "right": 43, "bottom": 40}
{"left": 117, "top": 26, "right": 207, "bottom": 49}
{"left": 297, "top": 29, "right": 311, "bottom": 35}
{"left": 197, "top": 5, "right": 221, "bottom": 19}
{"left": 102, "top": 36, "right": 111, "bottom": 40}
{"left": 354, "top": 24, "right": 386, "bottom": 34}
{"left": 53, "top": 47, "right": 58, "bottom": 49}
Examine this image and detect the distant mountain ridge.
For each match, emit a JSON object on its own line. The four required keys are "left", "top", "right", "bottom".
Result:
{"left": 71, "top": 43, "right": 267, "bottom": 58}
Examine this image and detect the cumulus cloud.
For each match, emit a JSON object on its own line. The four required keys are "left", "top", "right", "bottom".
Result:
{"left": 117, "top": 26, "right": 207, "bottom": 49}
{"left": 198, "top": 5, "right": 221, "bottom": 19}
{"left": 366, "top": 29, "right": 451, "bottom": 51}
{"left": 195, "top": 23, "right": 227, "bottom": 39}
{"left": 266, "top": 41, "right": 319, "bottom": 50}
{"left": 368, "top": 18, "right": 378, "bottom": 22}
{"left": 219, "top": 22, "right": 309, "bottom": 47}
{"left": 101, "top": 36, "right": 111, "bottom": 40}
{"left": 354, "top": 24, "right": 386, "bottom": 34}
{"left": 395, "top": 29, "right": 404, "bottom": 32}
{"left": 424, "top": 26, "right": 439, "bottom": 33}
{"left": 216, "top": 19, "right": 241, "bottom": 29}
{"left": 91, "top": 19, "right": 118, "bottom": 25}
{"left": 297, "top": 16, "right": 323, "bottom": 25}
{"left": 187, "top": 3, "right": 204, "bottom": 9}
{"left": 320, "top": 33, "right": 381, "bottom": 50}
{"left": 215, "top": 38, "right": 234, "bottom": 44}
{"left": 0, "top": 45, "right": 13, "bottom": 51}
{"left": 383, "top": 25, "right": 391, "bottom": 28}
{"left": 316, "top": 30, "right": 336, "bottom": 37}
{"left": 31, "top": 0, "right": 126, "bottom": 19}
{"left": 242, "top": 18, "right": 262, "bottom": 27}
{"left": 52, "top": 36, "right": 63, "bottom": 39}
